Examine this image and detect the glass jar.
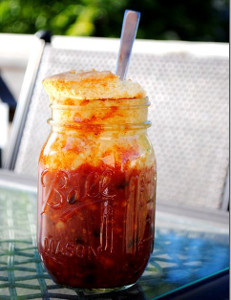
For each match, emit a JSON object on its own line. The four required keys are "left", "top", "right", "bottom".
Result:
{"left": 37, "top": 96, "right": 157, "bottom": 290}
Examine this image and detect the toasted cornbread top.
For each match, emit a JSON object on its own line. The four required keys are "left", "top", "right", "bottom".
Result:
{"left": 42, "top": 70, "right": 146, "bottom": 101}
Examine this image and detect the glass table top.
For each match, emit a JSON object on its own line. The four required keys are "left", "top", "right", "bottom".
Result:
{"left": 0, "top": 183, "right": 229, "bottom": 299}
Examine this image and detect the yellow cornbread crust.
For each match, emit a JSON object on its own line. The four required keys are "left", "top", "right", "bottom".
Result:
{"left": 42, "top": 70, "right": 146, "bottom": 101}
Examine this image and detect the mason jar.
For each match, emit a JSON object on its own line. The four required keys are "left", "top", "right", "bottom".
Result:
{"left": 37, "top": 91, "right": 157, "bottom": 290}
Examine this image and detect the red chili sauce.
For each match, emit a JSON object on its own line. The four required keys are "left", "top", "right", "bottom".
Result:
{"left": 38, "top": 163, "right": 155, "bottom": 288}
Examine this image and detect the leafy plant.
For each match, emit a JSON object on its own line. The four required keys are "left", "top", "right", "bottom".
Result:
{"left": 0, "top": 0, "right": 228, "bottom": 41}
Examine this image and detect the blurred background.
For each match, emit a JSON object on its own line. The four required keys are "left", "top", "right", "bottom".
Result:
{"left": 0, "top": 0, "right": 229, "bottom": 41}
{"left": 0, "top": 0, "right": 229, "bottom": 169}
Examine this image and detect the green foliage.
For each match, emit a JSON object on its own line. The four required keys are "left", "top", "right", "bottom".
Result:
{"left": 0, "top": 0, "right": 228, "bottom": 41}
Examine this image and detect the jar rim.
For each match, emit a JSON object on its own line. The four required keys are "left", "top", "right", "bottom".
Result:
{"left": 48, "top": 96, "right": 151, "bottom": 131}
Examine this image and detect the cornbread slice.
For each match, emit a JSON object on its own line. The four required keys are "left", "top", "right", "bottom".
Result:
{"left": 43, "top": 70, "right": 146, "bottom": 101}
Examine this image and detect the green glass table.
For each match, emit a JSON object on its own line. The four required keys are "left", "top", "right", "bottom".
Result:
{"left": 0, "top": 172, "right": 229, "bottom": 299}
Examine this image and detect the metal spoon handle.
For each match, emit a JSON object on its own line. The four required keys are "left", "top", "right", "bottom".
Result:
{"left": 115, "top": 10, "right": 141, "bottom": 80}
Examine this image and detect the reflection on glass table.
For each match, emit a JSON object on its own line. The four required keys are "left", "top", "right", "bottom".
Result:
{"left": 0, "top": 178, "right": 229, "bottom": 299}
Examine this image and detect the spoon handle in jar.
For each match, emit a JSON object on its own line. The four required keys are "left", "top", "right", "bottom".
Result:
{"left": 115, "top": 10, "right": 141, "bottom": 80}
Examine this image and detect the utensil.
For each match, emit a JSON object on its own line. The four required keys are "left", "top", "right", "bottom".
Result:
{"left": 115, "top": 10, "right": 141, "bottom": 80}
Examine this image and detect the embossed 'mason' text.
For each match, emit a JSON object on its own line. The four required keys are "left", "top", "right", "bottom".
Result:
{"left": 43, "top": 237, "right": 101, "bottom": 259}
